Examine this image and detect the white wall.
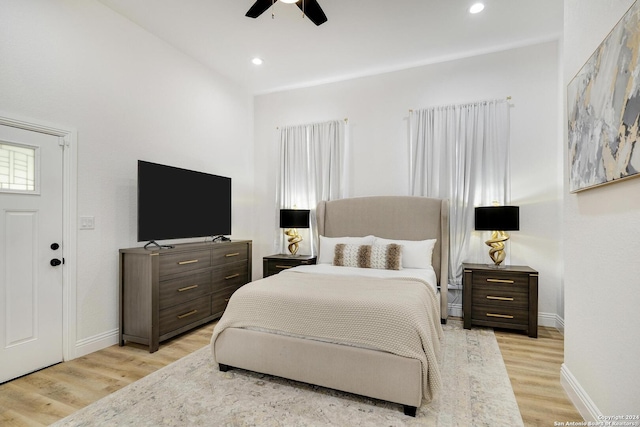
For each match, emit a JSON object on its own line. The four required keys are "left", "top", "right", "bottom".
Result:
{"left": 254, "top": 41, "right": 563, "bottom": 323}
{"left": 0, "top": 0, "right": 254, "bottom": 356}
{"left": 563, "top": 0, "right": 640, "bottom": 417}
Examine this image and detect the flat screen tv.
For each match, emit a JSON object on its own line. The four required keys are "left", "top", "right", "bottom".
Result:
{"left": 137, "top": 160, "right": 231, "bottom": 244}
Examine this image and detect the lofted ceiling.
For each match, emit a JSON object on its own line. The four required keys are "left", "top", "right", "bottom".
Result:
{"left": 97, "top": 0, "right": 563, "bottom": 95}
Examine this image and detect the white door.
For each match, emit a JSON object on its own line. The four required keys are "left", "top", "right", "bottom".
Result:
{"left": 0, "top": 124, "right": 64, "bottom": 383}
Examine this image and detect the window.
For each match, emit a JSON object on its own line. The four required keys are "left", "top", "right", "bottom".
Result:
{"left": 0, "top": 142, "right": 38, "bottom": 193}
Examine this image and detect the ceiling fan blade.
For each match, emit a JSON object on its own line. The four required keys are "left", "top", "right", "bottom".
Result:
{"left": 246, "top": 0, "right": 274, "bottom": 18}
{"left": 296, "top": 0, "right": 328, "bottom": 26}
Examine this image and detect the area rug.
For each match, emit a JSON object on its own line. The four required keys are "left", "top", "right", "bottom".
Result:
{"left": 52, "top": 320, "right": 523, "bottom": 426}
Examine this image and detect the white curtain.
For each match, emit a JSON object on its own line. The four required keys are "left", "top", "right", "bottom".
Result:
{"left": 276, "top": 119, "right": 347, "bottom": 255}
{"left": 409, "top": 99, "right": 511, "bottom": 288}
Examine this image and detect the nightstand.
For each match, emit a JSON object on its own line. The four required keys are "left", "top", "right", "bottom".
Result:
{"left": 462, "top": 263, "right": 538, "bottom": 338}
{"left": 263, "top": 254, "right": 317, "bottom": 278}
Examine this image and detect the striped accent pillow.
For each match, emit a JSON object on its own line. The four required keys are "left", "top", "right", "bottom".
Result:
{"left": 334, "top": 243, "right": 402, "bottom": 270}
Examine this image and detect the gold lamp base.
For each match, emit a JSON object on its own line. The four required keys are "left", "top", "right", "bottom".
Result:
{"left": 284, "top": 228, "right": 302, "bottom": 256}
{"left": 485, "top": 230, "right": 510, "bottom": 266}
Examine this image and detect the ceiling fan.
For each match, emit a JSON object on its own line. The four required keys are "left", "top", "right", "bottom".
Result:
{"left": 245, "top": 0, "right": 328, "bottom": 26}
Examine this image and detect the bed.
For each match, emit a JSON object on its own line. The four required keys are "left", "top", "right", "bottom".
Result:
{"left": 211, "top": 196, "right": 449, "bottom": 416}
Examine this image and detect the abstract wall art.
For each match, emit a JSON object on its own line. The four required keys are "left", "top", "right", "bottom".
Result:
{"left": 567, "top": 0, "right": 640, "bottom": 192}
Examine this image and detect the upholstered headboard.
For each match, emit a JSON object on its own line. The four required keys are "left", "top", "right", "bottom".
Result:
{"left": 316, "top": 196, "right": 449, "bottom": 321}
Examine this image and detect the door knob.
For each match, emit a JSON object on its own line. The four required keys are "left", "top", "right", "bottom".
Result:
{"left": 51, "top": 243, "right": 60, "bottom": 250}
{"left": 50, "top": 258, "right": 63, "bottom": 267}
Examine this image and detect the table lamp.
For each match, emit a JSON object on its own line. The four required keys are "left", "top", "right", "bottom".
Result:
{"left": 474, "top": 206, "right": 519, "bottom": 266}
{"left": 280, "top": 209, "right": 310, "bottom": 256}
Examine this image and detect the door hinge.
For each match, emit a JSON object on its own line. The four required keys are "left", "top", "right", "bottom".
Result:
{"left": 58, "top": 136, "right": 69, "bottom": 147}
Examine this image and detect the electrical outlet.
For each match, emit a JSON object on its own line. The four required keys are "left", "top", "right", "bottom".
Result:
{"left": 79, "top": 216, "right": 95, "bottom": 230}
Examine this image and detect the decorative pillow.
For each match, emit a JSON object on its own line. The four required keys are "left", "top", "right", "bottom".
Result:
{"left": 373, "top": 237, "right": 437, "bottom": 269}
{"left": 318, "top": 235, "right": 375, "bottom": 264}
{"left": 333, "top": 243, "right": 402, "bottom": 270}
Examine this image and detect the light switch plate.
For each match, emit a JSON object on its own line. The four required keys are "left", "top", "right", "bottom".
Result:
{"left": 80, "top": 216, "right": 95, "bottom": 230}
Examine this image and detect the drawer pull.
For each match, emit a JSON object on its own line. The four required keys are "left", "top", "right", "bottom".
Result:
{"left": 177, "top": 284, "right": 198, "bottom": 292}
{"left": 177, "top": 309, "right": 198, "bottom": 319}
{"left": 225, "top": 273, "right": 240, "bottom": 280}
{"left": 486, "top": 295, "right": 514, "bottom": 301}
{"left": 225, "top": 252, "right": 240, "bottom": 257}
{"left": 486, "top": 278, "right": 514, "bottom": 284}
{"left": 224, "top": 298, "right": 230, "bottom": 302}
{"left": 486, "top": 313, "right": 514, "bottom": 319}
{"left": 177, "top": 259, "right": 199, "bottom": 265}
{"left": 275, "top": 265, "right": 293, "bottom": 269}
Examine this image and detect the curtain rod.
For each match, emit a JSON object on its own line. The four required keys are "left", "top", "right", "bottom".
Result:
{"left": 409, "top": 96, "right": 512, "bottom": 113}
{"left": 276, "top": 117, "right": 348, "bottom": 130}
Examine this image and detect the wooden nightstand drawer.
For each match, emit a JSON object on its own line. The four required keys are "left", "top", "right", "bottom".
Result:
{"left": 472, "top": 304, "right": 529, "bottom": 326}
{"left": 472, "top": 284, "right": 528, "bottom": 308}
{"left": 263, "top": 254, "right": 317, "bottom": 278}
{"left": 472, "top": 270, "right": 530, "bottom": 287}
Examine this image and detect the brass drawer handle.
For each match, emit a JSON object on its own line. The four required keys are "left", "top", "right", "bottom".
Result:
{"left": 225, "top": 252, "right": 240, "bottom": 257}
{"left": 486, "top": 278, "right": 514, "bottom": 284}
{"left": 177, "top": 285, "right": 198, "bottom": 292}
{"left": 486, "top": 295, "right": 514, "bottom": 301}
{"left": 225, "top": 273, "right": 240, "bottom": 280}
{"left": 486, "top": 313, "right": 514, "bottom": 319}
{"left": 275, "top": 265, "right": 293, "bottom": 269}
{"left": 178, "top": 259, "right": 199, "bottom": 265}
{"left": 177, "top": 309, "right": 198, "bottom": 319}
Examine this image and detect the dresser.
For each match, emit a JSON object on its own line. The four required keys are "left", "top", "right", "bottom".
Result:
{"left": 462, "top": 263, "right": 538, "bottom": 338}
{"left": 119, "top": 240, "right": 252, "bottom": 352}
{"left": 263, "top": 254, "right": 317, "bottom": 278}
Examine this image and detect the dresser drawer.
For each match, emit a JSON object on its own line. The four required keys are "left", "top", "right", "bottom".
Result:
{"left": 159, "top": 249, "right": 211, "bottom": 277}
{"left": 159, "top": 271, "right": 211, "bottom": 309}
{"left": 211, "top": 243, "right": 248, "bottom": 266}
{"left": 211, "top": 283, "right": 243, "bottom": 316}
{"left": 159, "top": 296, "right": 212, "bottom": 335}
{"left": 472, "top": 284, "right": 528, "bottom": 308}
{"left": 212, "top": 262, "right": 249, "bottom": 289}
{"left": 472, "top": 304, "right": 529, "bottom": 326}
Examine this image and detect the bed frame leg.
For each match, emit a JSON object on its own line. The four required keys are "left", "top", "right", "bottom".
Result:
{"left": 403, "top": 405, "right": 417, "bottom": 417}
{"left": 441, "top": 318, "right": 447, "bottom": 325}
{"left": 219, "top": 364, "right": 231, "bottom": 372}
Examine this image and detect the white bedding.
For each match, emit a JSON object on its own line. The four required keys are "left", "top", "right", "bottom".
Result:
{"left": 211, "top": 265, "right": 444, "bottom": 401}
{"left": 281, "top": 263, "right": 439, "bottom": 293}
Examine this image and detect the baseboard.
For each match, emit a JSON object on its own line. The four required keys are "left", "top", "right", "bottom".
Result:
{"left": 448, "top": 303, "right": 462, "bottom": 318}
{"left": 560, "top": 363, "right": 602, "bottom": 421}
{"left": 73, "top": 328, "right": 119, "bottom": 359}
{"left": 538, "top": 312, "right": 564, "bottom": 329}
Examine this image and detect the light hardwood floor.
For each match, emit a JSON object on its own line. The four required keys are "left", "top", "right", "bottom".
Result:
{"left": 0, "top": 321, "right": 582, "bottom": 426}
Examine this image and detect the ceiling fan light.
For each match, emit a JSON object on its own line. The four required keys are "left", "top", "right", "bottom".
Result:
{"left": 280, "top": 0, "right": 298, "bottom": 4}
{"left": 469, "top": 3, "right": 485, "bottom": 14}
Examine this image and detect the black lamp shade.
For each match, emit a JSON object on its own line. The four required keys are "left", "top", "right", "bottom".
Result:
{"left": 280, "top": 209, "right": 310, "bottom": 229}
{"left": 475, "top": 206, "right": 519, "bottom": 231}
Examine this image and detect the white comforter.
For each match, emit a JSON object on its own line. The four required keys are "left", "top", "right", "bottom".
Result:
{"left": 211, "top": 265, "right": 443, "bottom": 401}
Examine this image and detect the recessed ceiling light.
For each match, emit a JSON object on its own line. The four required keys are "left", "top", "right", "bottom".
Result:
{"left": 469, "top": 3, "right": 485, "bottom": 14}
{"left": 251, "top": 57, "right": 263, "bottom": 65}
{"left": 280, "top": 0, "right": 298, "bottom": 3}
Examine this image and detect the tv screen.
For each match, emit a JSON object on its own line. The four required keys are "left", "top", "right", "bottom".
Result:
{"left": 137, "top": 161, "right": 231, "bottom": 242}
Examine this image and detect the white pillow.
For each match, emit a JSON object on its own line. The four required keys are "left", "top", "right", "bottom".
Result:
{"left": 373, "top": 237, "right": 437, "bottom": 269}
{"left": 318, "top": 235, "right": 376, "bottom": 264}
